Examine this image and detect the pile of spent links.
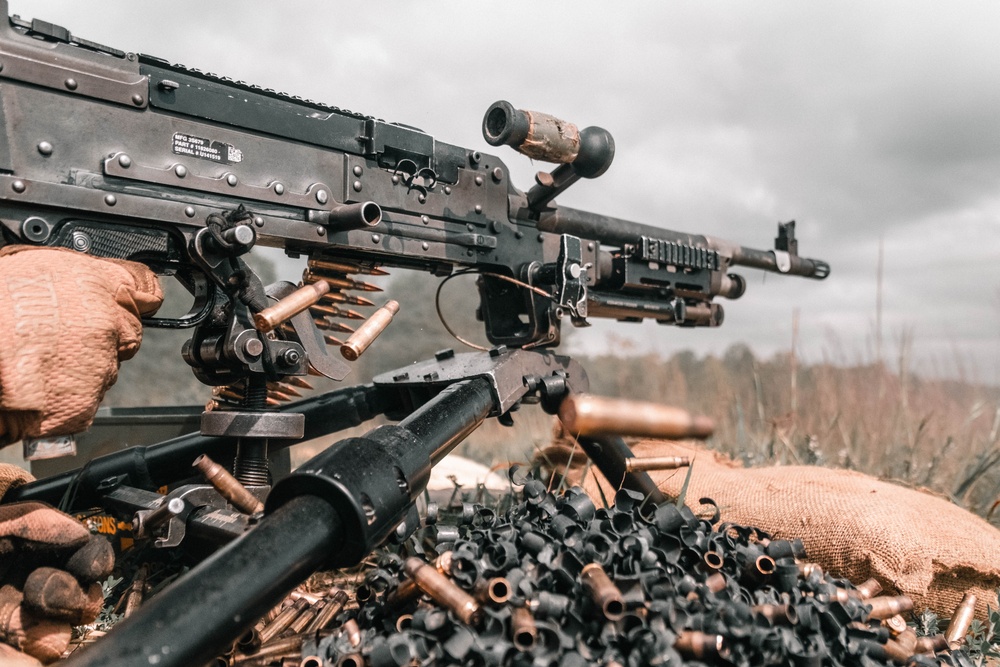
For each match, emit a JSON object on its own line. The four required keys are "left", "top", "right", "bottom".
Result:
{"left": 222, "top": 480, "right": 979, "bottom": 667}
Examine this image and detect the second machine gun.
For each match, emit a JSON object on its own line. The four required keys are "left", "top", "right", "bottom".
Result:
{"left": 0, "top": 5, "right": 829, "bottom": 665}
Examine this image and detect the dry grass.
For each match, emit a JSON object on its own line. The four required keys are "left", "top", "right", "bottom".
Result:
{"left": 449, "top": 342, "right": 1000, "bottom": 521}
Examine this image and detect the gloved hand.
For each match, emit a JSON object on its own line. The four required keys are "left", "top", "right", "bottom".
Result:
{"left": 0, "top": 467, "right": 114, "bottom": 664}
{"left": 0, "top": 246, "right": 163, "bottom": 445}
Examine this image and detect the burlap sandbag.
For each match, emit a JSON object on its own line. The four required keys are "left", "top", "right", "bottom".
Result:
{"left": 566, "top": 439, "right": 1000, "bottom": 619}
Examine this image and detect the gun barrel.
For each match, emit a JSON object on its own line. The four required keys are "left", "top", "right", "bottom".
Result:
{"left": 538, "top": 207, "right": 830, "bottom": 280}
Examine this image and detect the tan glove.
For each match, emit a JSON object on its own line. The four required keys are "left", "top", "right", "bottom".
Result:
{"left": 0, "top": 502, "right": 114, "bottom": 663}
{"left": 0, "top": 246, "right": 163, "bottom": 444}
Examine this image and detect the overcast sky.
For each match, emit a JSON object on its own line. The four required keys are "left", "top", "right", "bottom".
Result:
{"left": 12, "top": 1, "right": 1000, "bottom": 381}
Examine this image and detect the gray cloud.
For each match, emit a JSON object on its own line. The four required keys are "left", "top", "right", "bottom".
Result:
{"left": 12, "top": 0, "right": 1000, "bottom": 380}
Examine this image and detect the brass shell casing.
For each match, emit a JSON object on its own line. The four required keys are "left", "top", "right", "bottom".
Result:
{"left": 580, "top": 563, "right": 625, "bottom": 621}
{"left": 193, "top": 454, "right": 264, "bottom": 515}
{"left": 945, "top": 592, "right": 977, "bottom": 649}
{"left": 558, "top": 394, "right": 714, "bottom": 440}
{"left": 341, "top": 300, "right": 400, "bottom": 361}
{"left": 403, "top": 557, "right": 482, "bottom": 626}
{"left": 254, "top": 280, "right": 330, "bottom": 332}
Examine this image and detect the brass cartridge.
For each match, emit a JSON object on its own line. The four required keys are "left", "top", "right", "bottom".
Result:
{"left": 258, "top": 598, "right": 308, "bottom": 644}
{"left": 752, "top": 604, "right": 797, "bottom": 627}
{"left": 387, "top": 552, "right": 453, "bottom": 609}
{"left": 254, "top": 280, "right": 330, "bottom": 332}
{"left": 674, "top": 631, "right": 727, "bottom": 660}
{"left": 945, "top": 592, "right": 977, "bottom": 649}
{"left": 342, "top": 619, "right": 362, "bottom": 648}
{"left": 914, "top": 634, "right": 948, "bottom": 654}
{"left": 302, "top": 270, "right": 382, "bottom": 292}
{"left": 341, "top": 300, "right": 400, "bottom": 361}
{"left": 854, "top": 578, "right": 883, "bottom": 599}
{"left": 193, "top": 454, "right": 264, "bottom": 515}
{"left": 308, "top": 303, "right": 365, "bottom": 320}
{"left": 307, "top": 258, "right": 389, "bottom": 276}
{"left": 865, "top": 596, "right": 914, "bottom": 621}
{"left": 511, "top": 606, "right": 537, "bottom": 651}
{"left": 122, "top": 564, "right": 148, "bottom": 618}
{"left": 403, "top": 557, "right": 482, "bottom": 626}
{"left": 624, "top": 456, "right": 691, "bottom": 472}
{"left": 474, "top": 577, "right": 512, "bottom": 607}
{"left": 304, "top": 589, "right": 349, "bottom": 633}
{"left": 703, "top": 573, "right": 727, "bottom": 594}
{"left": 558, "top": 394, "right": 714, "bottom": 440}
{"left": 580, "top": 563, "right": 625, "bottom": 621}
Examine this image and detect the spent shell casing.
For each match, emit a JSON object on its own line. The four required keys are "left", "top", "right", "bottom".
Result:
{"left": 193, "top": 454, "right": 264, "bottom": 515}
{"left": 945, "top": 592, "right": 977, "bottom": 649}
{"left": 258, "top": 598, "right": 309, "bottom": 644}
{"left": 883, "top": 629, "right": 918, "bottom": 663}
{"left": 122, "top": 564, "right": 148, "bottom": 618}
{"left": 703, "top": 573, "right": 727, "bottom": 594}
{"left": 674, "top": 631, "right": 727, "bottom": 660}
{"left": 511, "top": 606, "right": 537, "bottom": 651}
{"left": 395, "top": 614, "right": 413, "bottom": 632}
{"left": 387, "top": 552, "right": 453, "bottom": 609}
{"left": 751, "top": 604, "right": 797, "bottom": 627}
{"left": 284, "top": 605, "right": 318, "bottom": 636}
{"left": 866, "top": 595, "right": 914, "bottom": 621}
{"left": 558, "top": 393, "right": 714, "bottom": 440}
{"left": 341, "top": 300, "right": 400, "bottom": 361}
{"left": 342, "top": 619, "right": 362, "bottom": 648}
{"left": 403, "top": 556, "right": 482, "bottom": 626}
{"left": 336, "top": 654, "right": 363, "bottom": 667}
{"left": 254, "top": 280, "right": 331, "bottom": 333}
{"left": 231, "top": 634, "right": 303, "bottom": 663}
{"left": 797, "top": 562, "right": 824, "bottom": 579}
{"left": 914, "top": 635, "right": 948, "bottom": 654}
{"left": 474, "top": 577, "right": 512, "bottom": 607}
{"left": 580, "top": 563, "right": 626, "bottom": 621}
{"left": 308, "top": 589, "right": 349, "bottom": 632}
{"left": 883, "top": 614, "right": 908, "bottom": 637}
{"left": 854, "top": 578, "right": 883, "bottom": 599}
{"left": 624, "top": 456, "right": 691, "bottom": 472}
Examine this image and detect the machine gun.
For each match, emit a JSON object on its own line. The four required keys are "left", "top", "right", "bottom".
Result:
{"left": 0, "top": 3, "right": 829, "bottom": 665}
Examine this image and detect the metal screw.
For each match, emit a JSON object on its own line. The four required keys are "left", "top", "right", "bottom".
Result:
{"left": 588, "top": 242, "right": 594, "bottom": 251}
{"left": 11, "top": 180, "right": 25, "bottom": 193}
{"left": 174, "top": 164, "right": 187, "bottom": 178}
{"left": 492, "top": 167, "right": 503, "bottom": 182}
{"left": 418, "top": 194, "right": 426, "bottom": 203}
{"left": 71, "top": 231, "right": 92, "bottom": 252}
{"left": 184, "top": 206, "right": 196, "bottom": 218}
{"left": 475, "top": 175, "right": 484, "bottom": 186}
{"left": 317, "top": 226, "right": 326, "bottom": 236}
{"left": 280, "top": 349, "right": 301, "bottom": 366}
{"left": 372, "top": 234, "right": 381, "bottom": 243}
{"left": 104, "top": 194, "right": 117, "bottom": 207}
{"left": 316, "top": 190, "right": 329, "bottom": 205}
{"left": 421, "top": 242, "right": 429, "bottom": 250}
{"left": 37, "top": 141, "right": 53, "bottom": 156}
{"left": 421, "top": 215, "right": 429, "bottom": 224}
{"left": 515, "top": 231, "right": 524, "bottom": 239}
{"left": 353, "top": 180, "right": 363, "bottom": 192}
{"left": 470, "top": 151, "right": 481, "bottom": 165}
{"left": 391, "top": 175, "right": 400, "bottom": 185}
{"left": 132, "top": 94, "right": 144, "bottom": 106}
{"left": 353, "top": 165, "right": 363, "bottom": 177}
{"left": 118, "top": 154, "right": 132, "bottom": 168}
{"left": 444, "top": 186, "right": 452, "bottom": 195}
{"left": 226, "top": 174, "right": 238, "bottom": 187}
{"left": 537, "top": 234, "right": 544, "bottom": 242}
{"left": 273, "top": 182, "right": 285, "bottom": 195}
{"left": 475, "top": 205, "right": 483, "bottom": 214}
{"left": 254, "top": 216, "right": 264, "bottom": 227}
{"left": 64, "top": 78, "right": 78, "bottom": 91}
